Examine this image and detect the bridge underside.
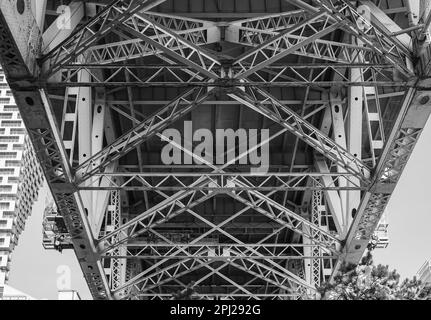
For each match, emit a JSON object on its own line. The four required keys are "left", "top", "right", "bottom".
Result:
{"left": 0, "top": 0, "right": 430, "bottom": 299}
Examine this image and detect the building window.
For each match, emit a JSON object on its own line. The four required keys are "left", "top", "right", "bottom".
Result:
{"left": 0, "top": 113, "right": 12, "bottom": 119}
{"left": 1, "top": 120, "right": 21, "bottom": 127}
{"left": 5, "top": 160, "right": 21, "bottom": 167}
{"left": 10, "top": 128, "right": 25, "bottom": 134}
{"left": 0, "top": 194, "right": 16, "bottom": 200}
{"left": 13, "top": 144, "right": 24, "bottom": 151}
{"left": 0, "top": 203, "right": 9, "bottom": 209}
{"left": 2, "top": 105, "right": 18, "bottom": 112}
{"left": 0, "top": 169, "right": 14, "bottom": 175}
{"left": 0, "top": 152, "right": 17, "bottom": 159}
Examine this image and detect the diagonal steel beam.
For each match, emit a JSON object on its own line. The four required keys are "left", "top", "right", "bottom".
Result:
{"left": 225, "top": 191, "right": 339, "bottom": 254}
{"left": 75, "top": 87, "right": 214, "bottom": 183}
{"left": 41, "top": 0, "right": 167, "bottom": 77}
{"left": 331, "top": 89, "right": 431, "bottom": 278}
{"left": 228, "top": 87, "right": 371, "bottom": 183}
{"left": 79, "top": 172, "right": 364, "bottom": 192}
{"left": 95, "top": 113, "right": 341, "bottom": 256}
{"left": 112, "top": 207, "right": 254, "bottom": 294}
{"left": 312, "top": 0, "right": 414, "bottom": 77}
{"left": 116, "top": 13, "right": 221, "bottom": 79}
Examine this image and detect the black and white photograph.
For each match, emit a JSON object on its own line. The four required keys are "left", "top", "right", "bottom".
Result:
{"left": 0, "top": 0, "right": 430, "bottom": 308}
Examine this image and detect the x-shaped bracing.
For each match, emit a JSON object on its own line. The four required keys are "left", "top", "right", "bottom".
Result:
{"left": 36, "top": 0, "right": 419, "bottom": 299}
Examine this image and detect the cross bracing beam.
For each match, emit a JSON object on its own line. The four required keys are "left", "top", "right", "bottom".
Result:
{"left": 93, "top": 115, "right": 342, "bottom": 257}
{"left": 98, "top": 167, "right": 327, "bottom": 298}
{"left": 82, "top": 14, "right": 218, "bottom": 65}
{"left": 132, "top": 256, "right": 293, "bottom": 297}
{"left": 228, "top": 88, "right": 371, "bottom": 182}
{"left": 91, "top": 83, "right": 340, "bottom": 300}
{"left": 46, "top": 63, "right": 406, "bottom": 88}
{"left": 95, "top": 121, "right": 285, "bottom": 252}
{"left": 98, "top": 184, "right": 339, "bottom": 258}
{"left": 115, "top": 246, "right": 311, "bottom": 298}
{"left": 114, "top": 13, "right": 221, "bottom": 79}
{"left": 97, "top": 189, "right": 215, "bottom": 254}
{"left": 115, "top": 242, "right": 315, "bottom": 297}
{"left": 72, "top": 9, "right": 400, "bottom": 72}
{"left": 230, "top": 22, "right": 406, "bottom": 68}
{"left": 102, "top": 243, "right": 336, "bottom": 260}
{"left": 127, "top": 259, "right": 291, "bottom": 300}
{"left": 151, "top": 200, "right": 331, "bottom": 289}
{"left": 318, "top": 0, "right": 413, "bottom": 57}
{"left": 75, "top": 87, "right": 214, "bottom": 183}
{"left": 125, "top": 259, "right": 216, "bottom": 297}
{"left": 47, "top": 90, "right": 406, "bottom": 106}
{"left": 137, "top": 293, "right": 299, "bottom": 299}
{"left": 104, "top": 255, "right": 334, "bottom": 260}
{"left": 0, "top": 1, "right": 111, "bottom": 300}
{"left": 232, "top": 11, "right": 343, "bottom": 79}
{"left": 224, "top": 191, "right": 340, "bottom": 254}
{"left": 226, "top": 10, "right": 309, "bottom": 41}
{"left": 41, "top": 0, "right": 168, "bottom": 77}
{"left": 287, "top": 0, "right": 414, "bottom": 77}
{"left": 78, "top": 172, "right": 364, "bottom": 191}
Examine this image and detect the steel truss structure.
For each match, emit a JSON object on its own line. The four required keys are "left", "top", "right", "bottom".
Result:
{"left": 0, "top": 0, "right": 431, "bottom": 300}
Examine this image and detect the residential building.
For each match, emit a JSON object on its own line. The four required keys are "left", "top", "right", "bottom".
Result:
{"left": 0, "top": 67, "right": 44, "bottom": 296}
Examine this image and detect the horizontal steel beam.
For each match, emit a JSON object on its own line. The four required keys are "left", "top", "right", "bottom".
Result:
{"left": 75, "top": 87, "right": 214, "bottom": 183}
{"left": 78, "top": 172, "right": 364, "bottom": 191}
{"left": 102, "top": 255, "right": 336, "bottom": 260}
{"left": 333, "top": 89, "right": 431, "bottom": 275}
{"left": 0, "top": 2, "right": 111, "bottom": 300}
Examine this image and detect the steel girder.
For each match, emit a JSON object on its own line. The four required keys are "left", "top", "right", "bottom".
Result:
{"left": 228, "top": 87, "right": 371, "bottom": 183}
{"left": 46, "top": 63, "right": 405, "bottom": 88}
{"left": 331, "top": 89, "right": 431, "bottom": 277}
{"left": 44, "top": 8, "right": 409, "bottom": 88}
{"left": 41, "top": 0, "right": 168, "bottom": 76}
{"left": 0, "top": 1, "right": 112, "bottom": 300}
{"left": 102, "top": 243, "right": 336, "bottom": 260}
{"left": 104, "top": 190, "right": 126, "bottom": 291}
{"left": 78, "top": 172, "right": 364, "bottom": 191}
{"left": 1, "top": 0, "right": 430, "bottom": 300}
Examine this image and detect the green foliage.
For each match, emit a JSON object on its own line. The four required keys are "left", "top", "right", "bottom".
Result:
{"left": 317, "top": 252, "right": 431, "bottom": 300}
{"left": 171, "top": 281, "right": 198, "bottom": 300}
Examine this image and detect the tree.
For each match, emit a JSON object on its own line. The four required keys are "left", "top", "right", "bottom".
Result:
{"left": 171, "top": 281, "right": 198, "bottom": 300}
{"left": 317, "top": 252, "right": 431, "bottom": 300}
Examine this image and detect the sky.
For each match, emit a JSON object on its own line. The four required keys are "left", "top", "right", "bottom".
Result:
{"left": 6, "top": 0, "right": 430, "bottom": 300}
{"left": 372, "top": 115, "right": 431, "bottom": 276}
{"left": 8, "top": 183, "right": 92, "bottom": 300}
